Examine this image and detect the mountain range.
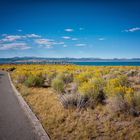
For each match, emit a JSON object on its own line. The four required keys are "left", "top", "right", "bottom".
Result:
{"left": 0, "top": 57, "right": 140, "bottom": 64}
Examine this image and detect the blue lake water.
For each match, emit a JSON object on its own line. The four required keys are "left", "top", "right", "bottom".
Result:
{"left": 72, "top": 62, "right": 140, "bottom": 66}
{"left": 0, "top": 61, "right": 140, "bottom": 66}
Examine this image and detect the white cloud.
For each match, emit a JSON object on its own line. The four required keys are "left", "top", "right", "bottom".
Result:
{"left": 98, "top": 38, "right": 105, "bottom": 41}
{"left": 75, "top": 43, "right": 86, "bottom": 47}
{"left": 72, "top": 38, "right": 78, "bottom": 41}
{"left": 0, "top": 33, "right": 66, "bottom": 50}
{"left": 0, "top": 42, "right": 31, "bottom": 50}
{"left": 35, "top": 39, "right": 54, "bottom": 45}
{"left": 26, "top": 34, "right": 41, "bottom": 38}
{"left": 62, "top": 36, "right": 71, "bottom": 39}
{"left": 0, "top": 34, "right": 41, "bottom": 43}
{"left": 65, "top": 28, "right": 74, "bottom": 32}
{"left": 35, "top": 39, "right": 64, "bottom": 49}
{"left": 1, "top": 35, "right": 25, "bottom": 42}
{"left": 124, "top": 27, "right": 140, "bottom": 32}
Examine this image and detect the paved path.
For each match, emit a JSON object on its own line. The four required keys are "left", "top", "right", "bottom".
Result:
{"left": 0, "top": 71, "right": 39, "bottom": 140}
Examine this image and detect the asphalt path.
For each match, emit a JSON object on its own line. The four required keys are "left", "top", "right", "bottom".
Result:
{"left": 0, "top": 71, "right": 39, "bottom": 140}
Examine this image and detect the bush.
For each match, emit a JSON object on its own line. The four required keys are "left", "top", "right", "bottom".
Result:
{"left": 51, "top": 78, "right": 65, "bottom": 94}
{"left": 106, "top": 91, "right": 140, "bottom": 117}
{"left": 132, "top": 92, "right": 140, "bottom": 113}
{"left": 79, "top": 77, "right": 105, "bottom": 96}
{"left": 59, "top": 93, "right": 88, "bottom": 109}
{"left": 105, "top": 76, "right": 131, "bottom": 96}
{"left": 56, "top": 73, "right": 73, "bottom": 84}
{"left": 78, "top": 78, "right": 106, "bottom": 106}
{"left": 78, "top": 82, "right": 94, "bottom": 97}
{"left": 90, "top": 77, "right": 106, "bottom": 96}
{"left": 16, "top": 75, "right": 27, "bottom": 83}
{"left": 24, "top": 75, "right": 44, "bottom": 87}
{"left": 45, "top": 72, "right": 57, "bottom": 86}
{"left": 106, "top": 96, "right": 129, "bottom": 115}
{"left": 64, "top": 82, "right": 78, "bottom": 94}
{"left": 7, "top": 67, "right": 16, "bottom": 72}
{"left": 56, "top": 73, "right": 65, "bottom": 80}
{"left": 74, "top": 72, "right": 92, "bottom": 85}
{"left": 63, "top": 73, "right": 73, "bottom": 84}
{"left": 126, "top": 70, "right": 138, "bottom": 77}
{"left": 118, "top": 75, "right": 129, "bottom": 87}
{"left": 124, "top": 88, "right": 134, "bottom": 104}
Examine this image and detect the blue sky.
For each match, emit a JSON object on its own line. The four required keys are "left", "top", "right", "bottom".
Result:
{"left": 0, "top": 0, "right": 140, "bottom": 58}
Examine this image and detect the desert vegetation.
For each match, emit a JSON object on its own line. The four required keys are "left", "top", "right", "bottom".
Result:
{"left": 0, "top": 64, "right": 140, "bottom": 139}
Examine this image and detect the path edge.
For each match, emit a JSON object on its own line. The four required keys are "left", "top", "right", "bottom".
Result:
{"left": 8, "top": 72, "right": 50, "bottom": 140}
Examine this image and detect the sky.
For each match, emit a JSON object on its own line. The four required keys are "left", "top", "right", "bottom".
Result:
{"left": 0, "top": 0, "right": 140, "bottom": 58}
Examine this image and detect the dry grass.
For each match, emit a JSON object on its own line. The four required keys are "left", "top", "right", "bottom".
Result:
{"left": 17, "top": 84, "right": 140, "bottom": 140}
{"left": 3, "top": 64, "right": 139, "bottom": 140}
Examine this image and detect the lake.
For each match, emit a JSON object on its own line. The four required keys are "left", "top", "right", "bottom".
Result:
{"left": 72, "top": 62, "right": 140, "bottom": 66}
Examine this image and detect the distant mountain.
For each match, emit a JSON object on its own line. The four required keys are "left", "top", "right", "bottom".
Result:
{"left": 0, "top": 57, "right": 140, "bottom": 64}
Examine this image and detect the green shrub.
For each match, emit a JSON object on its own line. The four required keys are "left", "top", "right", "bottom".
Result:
{"left": 51, "top": 78, "right": 65, "bottom": 94}
{"left": 24, "top": 75, "right": 44, "bottom": 87}
{"left": 46, "top": 72, "right": 57, "bottom": 86}
{"left": 56, "top": 73, "right": 73, "bottom": 84}
{"left": 56, "top": 73, "right": 65, "bottom": 80}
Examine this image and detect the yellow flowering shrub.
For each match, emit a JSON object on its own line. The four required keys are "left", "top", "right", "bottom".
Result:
{"left": 105, "top": 75, "right": 130, "bottom": 96}
{"left": 0, "top": 64, "right": 139, "bottom": 103}
{"left": 78, "top": 81, "right": 94, "bottom": 97}
{"left": 74, "top": 72, "right": 92, "bottom": 84}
